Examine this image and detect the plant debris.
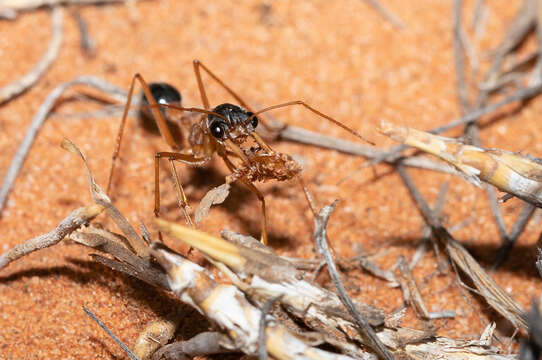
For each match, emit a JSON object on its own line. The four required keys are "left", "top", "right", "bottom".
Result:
{"left": 381, "top": 121, "right": 542, "bottom": 208}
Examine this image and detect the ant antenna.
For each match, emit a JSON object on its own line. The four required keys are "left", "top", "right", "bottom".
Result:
{"left": 249, "top": 101, "right": 374, "bottom": 145}
{"left": 147, "top": 103, "right": 230, "bottom": 123}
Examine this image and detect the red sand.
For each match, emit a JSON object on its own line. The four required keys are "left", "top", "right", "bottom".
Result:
{"left": 0, "top": 1, "right": 541, "bottom": 358}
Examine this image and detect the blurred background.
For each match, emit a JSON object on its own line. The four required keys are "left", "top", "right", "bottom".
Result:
{"left": 1, "top": 1, "right": 541, "bottom": 358}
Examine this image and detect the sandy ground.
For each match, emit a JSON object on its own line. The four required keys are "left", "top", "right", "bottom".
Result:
{"left": 0, "top": 0, "right": 541, "bottom": 358}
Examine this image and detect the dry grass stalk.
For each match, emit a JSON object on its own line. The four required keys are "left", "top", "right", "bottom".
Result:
{"left": 61, "top": 138, "right": 150, "bottom": 257}
{"left": 132, "top": 311, "right": 183, "bottom": 359}
{"left": 83, "top": 306, "right": 140, "bottom": 360}
{"left": 154, "top": 218, "right": 517, "bottom": 359}
{"left": 396, "top": 255, "right": 431, "bottom": 320}
{"left": 381, "top": 121, "right": 542, "bottom": 208}
{"left": 444, "top": 234, "right": 528, "bottom": 329}
{"left": 150, "top": 240, "right": 358, "bottom": 360}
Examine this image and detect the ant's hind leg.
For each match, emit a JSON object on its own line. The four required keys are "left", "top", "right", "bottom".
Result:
{"left": 108, "top": 74, "right": 180, "bottom": 195}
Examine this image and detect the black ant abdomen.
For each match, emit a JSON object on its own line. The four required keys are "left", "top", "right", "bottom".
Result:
{"left": 140, "top": 82, "right": 183, "bottom": 144}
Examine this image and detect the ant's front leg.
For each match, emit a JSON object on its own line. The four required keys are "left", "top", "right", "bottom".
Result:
{"left": 220, "top": 154, "right": 269, "bottom": 245}
{"left": 155, "top": 151, "right": 205, "bottom": 227}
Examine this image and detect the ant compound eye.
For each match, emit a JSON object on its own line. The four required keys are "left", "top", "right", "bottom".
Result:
{"left": 247, "top": 112, "right": 258, "bottom": 129}
{"left": 210, "top": 121, "right": 227, "bottom": 139}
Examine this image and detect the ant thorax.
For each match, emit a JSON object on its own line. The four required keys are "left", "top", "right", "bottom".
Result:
{"left": 186, "top": 121, "right": 215, "bottom": 160}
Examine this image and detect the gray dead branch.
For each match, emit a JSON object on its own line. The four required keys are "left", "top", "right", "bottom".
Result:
{"left": 0, "top": 7, "right": 63, "bottom": 103}
{"left": 0, "top": 76, "right": 126, "bottom": 215}
{"left": 0, "top": 0, "right": 128, "bottom": 18}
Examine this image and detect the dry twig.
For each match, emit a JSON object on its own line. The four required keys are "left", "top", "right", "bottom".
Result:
{"left": 258, "top": 294, "right": 283, "bottom": 360}
{"left": 453, "top": 0, "right": 472, "bottom": 113}
{"left": 0, "top": 0, "right": 128, "bottom": 16}
{"left": 397, "top": 164, "right": 528, "bottom": 330}
{"left": 0, "top": 6, "right": 63, "bottom": 104}
{"left": 314, "top": 202, "right": 393, "bottom": 360}
{"left": 83, "top": 306, "right": 140, "bottom": 360}
{"left": 362, "top": 0, "right": 405, "bottom": 29}
{"left": 396, "top": 255, "right": 455, "bottom": 320}
{"left": 0, "top": 76, "right": 125, "bottom": 216}
{"left": 151, "top": 332, "right": 233, "bottom": 360}
{"left": 0, "top": 204, "right": 103, "bottom": 269}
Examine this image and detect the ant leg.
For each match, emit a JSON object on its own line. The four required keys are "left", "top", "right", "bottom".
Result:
{"left": 107, "top": 73, "right": 180, "bottom": 195}
{"left": 155, "top": 151, "right": 202, "bottom": 227}
{"left": 296, "top": 175, "right": 319, "bottom": 217}
{"left": 193, "top": 60, "right": 252, "bottom": 111}
{"left": 192, "top": 60, "right": 211, "bottom": 109}
{"left": 221, "top": 154, "right": 269, "bottom": 245}
{"left": 192, "top": 60, "right": 277, "bottom": 133}
{"left": 168, "top": 159, "right": 194, "bottom": 227}
{"left": 243, "top": 182, "right": 268, "bottom": 246}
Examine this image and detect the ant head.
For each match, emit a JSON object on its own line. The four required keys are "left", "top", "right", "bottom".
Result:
{"left": 207, "top": 103, "right": 258, "bottom": 142}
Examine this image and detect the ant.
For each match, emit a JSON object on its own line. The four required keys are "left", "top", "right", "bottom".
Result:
{"left": 107, "top": 60, "right": 372, "bottom": 245}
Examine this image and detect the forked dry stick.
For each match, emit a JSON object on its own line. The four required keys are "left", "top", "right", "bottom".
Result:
{"left": 313, "top": 202, "right": 394, "bottom": 360}
{"left": 0, "top": 204, "right": 103, "bottom": 269}
{"left": 0, "top": 6, "right": 63, "bottom": 104}
{"left": 0, "top": 76, "right": 126, "bottom": 215}
{"left": 396, "top": 255, "right": 455, "bottom": 320}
